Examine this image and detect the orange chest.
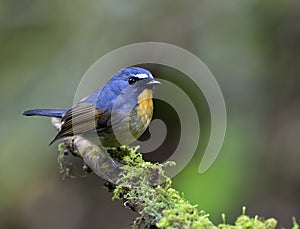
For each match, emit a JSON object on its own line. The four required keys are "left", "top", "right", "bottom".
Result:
{"left": 136, "top": 89, "right": 154, "bottom": 121}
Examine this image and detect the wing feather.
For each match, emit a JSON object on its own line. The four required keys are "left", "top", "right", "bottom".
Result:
{"left": 49, "top": 103, "right": 108, "bottom": 145}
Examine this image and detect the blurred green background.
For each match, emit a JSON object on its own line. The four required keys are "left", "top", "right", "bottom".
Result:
{"left": 1, "top": 0, "right": 300, "bottom": 228}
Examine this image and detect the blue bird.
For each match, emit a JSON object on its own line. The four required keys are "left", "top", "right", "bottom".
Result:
{"left": 23, "top": 67, "right": 160, "bottom": 147}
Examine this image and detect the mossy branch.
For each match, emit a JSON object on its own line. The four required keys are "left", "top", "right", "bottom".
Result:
{"left": 51, "top": 118, "right": 298, "bottom": 229}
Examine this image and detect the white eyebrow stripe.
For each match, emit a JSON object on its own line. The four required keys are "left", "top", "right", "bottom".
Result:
{"left": 135, "top": 73, "right": 149, "bottom": 79}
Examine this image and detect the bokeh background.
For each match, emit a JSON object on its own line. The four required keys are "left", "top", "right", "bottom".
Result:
{"left": 1, "top": 1, "right": 300, "bottom": 228}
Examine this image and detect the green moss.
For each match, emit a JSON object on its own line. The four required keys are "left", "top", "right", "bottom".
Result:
{"left": 86, "top": 145, "right": 100, "bottom": 157}
{"left": 219, "top": 208, "right": 277, "bottom": 229}
{"left": 108, "top": 145, "right": 141, "bottom": 163}
{"left": 292, "top": 217, "right": 299, "bottom": 229}
{"left": 57, "top": 142, "right": 70, "bottom": 178}
{"left": 57, "top": 144, "right": 295, "bottom": 229}
{"left": 57, "top": 142, "right": 88, "bottom": 179}
{"left": 111, "top": 146, "right": 280, "bottom": 229}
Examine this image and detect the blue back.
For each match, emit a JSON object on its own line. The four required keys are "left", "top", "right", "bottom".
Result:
{"left": 84, "top": 67, "right": 153, "bottom": 111}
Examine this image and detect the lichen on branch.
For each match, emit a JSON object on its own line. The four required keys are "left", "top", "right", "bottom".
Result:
{"left": 57, "top": 141, "right": 283, "bottom": 229}
{"left": 108, "top": 147, "right": 280, "bottom": 229}
{"left": 52, "top": 118, "right": 297, "bottom": 229}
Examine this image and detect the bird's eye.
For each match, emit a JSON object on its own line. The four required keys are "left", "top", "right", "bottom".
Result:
{"left": 128, "top": 76, "right": 138, "bottom": 85}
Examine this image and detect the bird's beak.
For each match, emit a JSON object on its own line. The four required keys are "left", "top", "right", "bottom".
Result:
{"left": 147, "top": 79, "right": 161, "bottom": 86}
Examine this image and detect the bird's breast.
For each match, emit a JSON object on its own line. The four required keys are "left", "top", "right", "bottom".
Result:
{"left": 95, "top": 89, "right": 154, "bottom": 147}
{"left": 135, "top": 89, "right": 154, "bottom": 126}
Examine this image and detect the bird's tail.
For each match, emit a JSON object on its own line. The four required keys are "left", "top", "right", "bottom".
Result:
{"left": 23, "top": 108, "right": 67, "bottom": 118}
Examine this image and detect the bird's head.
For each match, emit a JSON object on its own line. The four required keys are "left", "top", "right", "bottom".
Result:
{"left": 108, "top": 67, "right": 160, "bottom": 97}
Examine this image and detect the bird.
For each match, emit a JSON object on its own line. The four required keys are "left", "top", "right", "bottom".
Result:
{"left": 23, "top": 67, "right": 160, "bottom": 147}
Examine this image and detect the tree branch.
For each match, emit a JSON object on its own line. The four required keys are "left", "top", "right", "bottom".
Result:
{"left": 50, "top": 118, "right": 295, "bottom": 229}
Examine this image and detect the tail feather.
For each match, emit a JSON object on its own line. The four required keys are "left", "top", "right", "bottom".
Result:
{"left": 23, "top": 109, "right": 67, "bottom": 118}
